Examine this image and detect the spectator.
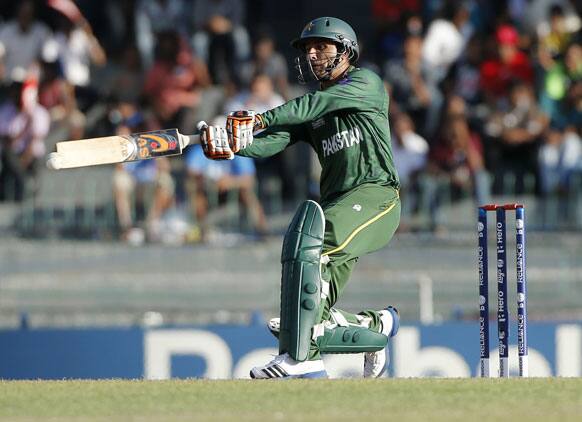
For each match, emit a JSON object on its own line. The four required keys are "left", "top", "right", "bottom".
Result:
{"left": 0, "top": 79, "right": 50, "bottom": 201}
{"left": 480, "top": 25, "right": 534, "bottom": 104}
{"left": 384, "top": 34, "right": 443, "bottom": 139}
{"left": 562, "top": 79, "right": 582, "bottom": 130}
{"left": 463, "top": 0, "right": 498, "bottom": 35}
{"left": 38, "top": 59, "right": 85, "bottom": 140}
{"left": 539, "top": 42, "right": 582, "bottom": 126}
{"left": 538, "top": 124, "right": 582, "bottom": 195}
{"left": 41, "top": 9, "right": 107, "bottom": 111}
{"left": 143, "top": 30, "right": 210, "bottom": 134}
{"left": 371, "top": 0, "right": 421, "bottom": 61}
{"left": 114, "top": 157, "right": 176, "bottom": 243}
{"left": 421, "top": 1, "right": 470, "bottom": 84}
{"left": 111, "top": 102, "right": 176, "bottom": 242}
{"left": 135, "top": 0, "right": 189, "bottom": 68}
{"left": 390, "top": 112, "right": 428, "bottom": 225}
{"left": 103, "top": 44, "right": 145, "bottom": 104}
{"left": 484, "top": 81, "right": 549, "bottom": 194}
{"left": 445, "top": 33, "right": 491, "bottom": 136}
{"left": 224, "top": 73, "right": 284, "bottom": 113}
{"left": 425, "top": 96, "right": 489, "bottom": 229}
{"left": 103, "top": 0, "right": 141, "bottom": 55}
{"left": 186, "top": 116, "right": 267, "bottom": 241}
{"left": 38, "top": 59, "right": 74, "bottom": 120}
{"left": 449, "top": 34, "right": 484, "bottom": 107}
{"left": 191, "top": 0, "right": 250, "bottom": 87}
{"left": 537, "top": 4, "right": 579, "bottom": 60}
{"left": 243, "top": 32, "right": 290, "bottom": 99}
{"left": 523, "top": 0, "right": 581, "bottom": 37}
{"left": 392, "top": 112, "right": 429, "bottom": 187}
{"left": 0, "top": 0, "right": 51, "bottom": 83}
{"left": 430, "top": 96, "right": 489, "bottom": 202}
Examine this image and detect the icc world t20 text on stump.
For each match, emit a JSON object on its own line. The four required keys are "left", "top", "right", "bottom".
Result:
{"left": 478, "top": 203, "right": 528, "bottom": 378}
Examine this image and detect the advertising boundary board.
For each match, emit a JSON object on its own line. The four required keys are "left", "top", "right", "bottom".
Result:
{"left": 0, "top": 323, "right": 580, "bottom": 379}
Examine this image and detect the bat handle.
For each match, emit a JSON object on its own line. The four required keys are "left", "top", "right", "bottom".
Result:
{"left": 179, "top": 134, "right": 200, "bottom": 147}
{"left": 182, "top": 121, "right": 207, "bottom": 147}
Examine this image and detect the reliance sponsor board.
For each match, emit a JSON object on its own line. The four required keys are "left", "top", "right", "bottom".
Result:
{"left": 0, "top": 323, "right": 580, "bottom": 379}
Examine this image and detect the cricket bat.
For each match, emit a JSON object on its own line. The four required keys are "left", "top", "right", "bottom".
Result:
{"left": 46, "top": 126, "right": 203, "bottom": 170}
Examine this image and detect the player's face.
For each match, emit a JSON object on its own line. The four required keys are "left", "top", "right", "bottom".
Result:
{"left": 303, "top": 39, "right": 340, "bottom": 78}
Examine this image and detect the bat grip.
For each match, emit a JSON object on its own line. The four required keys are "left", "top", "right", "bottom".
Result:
{"left": 179, "top": 134, "right": 201, "bottom": 147}
{"left": 189, "top": 134, "right": 201, "bottom": 145}
{"left": 186, "top": 120, "right": 207, "bottom": 147}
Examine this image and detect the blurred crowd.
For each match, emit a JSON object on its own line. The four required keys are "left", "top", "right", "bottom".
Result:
{"left": 379, "top": 0, "right": 581, "bottom": 230}
{"left": 0, "top": 0, "right": 580, "bottom": 240}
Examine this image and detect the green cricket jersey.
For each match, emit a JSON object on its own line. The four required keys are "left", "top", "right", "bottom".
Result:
{"left": 237, "top": 66, "right": 399, "bottom": 205}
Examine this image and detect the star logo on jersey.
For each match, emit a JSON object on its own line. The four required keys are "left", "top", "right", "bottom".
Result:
{"left": 338, "top": 75, "right": 353, "bottom": 85}
{"left": 352, "top": 204, "right": 362, "bottom": 212}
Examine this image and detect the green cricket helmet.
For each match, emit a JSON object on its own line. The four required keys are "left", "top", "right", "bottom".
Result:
{"left": 292, "top": 17, "right": 359, "bottom": 83}
{"left": 292, "top": 17, "right": 359, "bottom": 61}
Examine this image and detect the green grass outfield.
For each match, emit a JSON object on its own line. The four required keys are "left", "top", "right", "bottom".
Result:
{"left": 1, "top": 378, "right": 581, "bottom": 421}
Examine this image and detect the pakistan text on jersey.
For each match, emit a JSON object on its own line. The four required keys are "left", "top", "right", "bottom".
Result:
{"left": 321, "top": 127, "right": 362, "bottom": 158}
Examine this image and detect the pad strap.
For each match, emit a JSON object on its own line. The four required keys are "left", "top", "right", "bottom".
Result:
{"left": 316, "top": 326, "right": 388, "bottom": 354}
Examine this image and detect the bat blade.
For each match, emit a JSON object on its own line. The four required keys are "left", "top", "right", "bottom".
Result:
{"left": 51, "top": 136, "right": 136, "bottom": 169}
{"left": 48, "top": 129, "right": 198, "bottom": 170}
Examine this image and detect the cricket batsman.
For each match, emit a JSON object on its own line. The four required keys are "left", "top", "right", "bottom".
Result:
{"left": 198, "top": 17, "right": 401, "bottom": 378}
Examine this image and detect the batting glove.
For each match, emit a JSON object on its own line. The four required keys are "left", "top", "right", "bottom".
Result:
{"left": 197, "top": 121, "right": 234, "bottom": 160}
{"left": 226, "top": 110, "right": 265, "bottom": 152}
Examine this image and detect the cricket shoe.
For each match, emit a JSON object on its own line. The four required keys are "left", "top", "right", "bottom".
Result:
{"left": 363, "top": 306, "right": 400, "bottom": 378}
{"left": 250, "top": 353, "right": 328, "bottom": 379}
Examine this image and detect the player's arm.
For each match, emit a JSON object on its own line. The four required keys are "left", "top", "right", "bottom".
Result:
{"left": 202, "top": 112, "right": 305, "bottom": 161}
{"left": 199, "top": 120, "right": 303, "bottom": 161}
{"left": 259, "top": 72, "right": 382, "bottom": 128}
{"left": 236, "top": 126, "right": 304, "bottom": 159}
{"left": 223, "top": 72, "right": 382, "bottom": 151}
{"left": 222, "top": 74, "right": 380, "bottom": 157}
